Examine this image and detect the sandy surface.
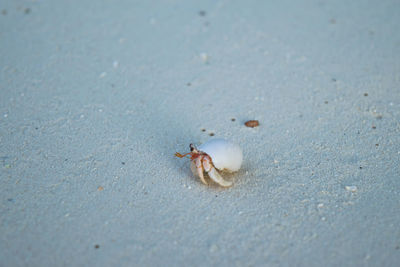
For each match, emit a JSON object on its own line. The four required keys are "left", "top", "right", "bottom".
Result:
{"left": 1, "top": 0, "right": 400, "bottom": 266}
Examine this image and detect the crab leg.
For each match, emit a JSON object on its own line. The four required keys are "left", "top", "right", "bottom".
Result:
{"left": 193, "top": 158, "right": 208, "bottom": 185}
{"left": 202, "top": 157, "right": 233, "bottom": 187}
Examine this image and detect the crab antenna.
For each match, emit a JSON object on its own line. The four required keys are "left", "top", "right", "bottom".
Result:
{"left": 174, "top": 152, "right": 191, "bottom": 158}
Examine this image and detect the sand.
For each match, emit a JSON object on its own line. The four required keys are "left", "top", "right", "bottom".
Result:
{"left": 1, "top": 0, "right": 399, "bottom": 266}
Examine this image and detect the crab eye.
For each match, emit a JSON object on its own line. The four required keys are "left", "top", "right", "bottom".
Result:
{"left": 189, "top": 144, "right": 195, "bottom": 152}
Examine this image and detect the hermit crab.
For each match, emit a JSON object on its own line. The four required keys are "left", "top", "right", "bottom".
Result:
{"left": 175, "top": 139, "right": 243, "bottom": 187}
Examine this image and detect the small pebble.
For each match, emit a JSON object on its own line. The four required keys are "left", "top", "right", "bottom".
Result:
{"left": 364, "top": 93, "right": 368, "bottom": 96}
{"left": 345, "top": 185, "right": 357, "bottom": 192}
{"left": 200, "top": 53, "right": 209, "bottom": 63}
{"left": 94, "top": 244, "right": 100, "bottom": 249}
{"left": 245, "top": 120, "right": 260, "bottom": 128}
{"left": 97, "top": 186, "right": 104, "bottom": 191}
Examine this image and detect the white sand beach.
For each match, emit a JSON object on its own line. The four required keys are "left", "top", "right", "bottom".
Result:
{"left": 1, "top": 0, "right": 399, "bottom": 266}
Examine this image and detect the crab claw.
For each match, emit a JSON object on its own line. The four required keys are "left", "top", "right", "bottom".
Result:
{"left": 207, "top": 167, "right": 232, "bottom": 187}
{"left": 202, "top": 157, "right": 233, "bottom": 187}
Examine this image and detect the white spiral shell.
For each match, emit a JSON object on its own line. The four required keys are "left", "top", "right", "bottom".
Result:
{"left": 198, "top": 139, "right": 243, "bottom": 172}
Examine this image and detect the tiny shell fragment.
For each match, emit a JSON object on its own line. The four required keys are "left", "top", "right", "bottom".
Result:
{"left": 245, "top": 120, "right": 259, "bottom": 128}
{"left": 345, "top": 185, "right": 357, "bottom": 192}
